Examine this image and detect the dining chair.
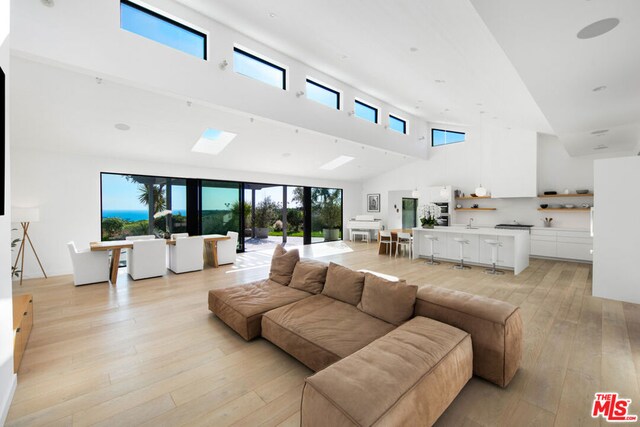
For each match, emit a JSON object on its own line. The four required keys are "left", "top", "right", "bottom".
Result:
{"left": 67, "top": 242, "right": 110, "bottom": 286}
{"left": 127, "top": 239, "right": 167, "bottom": 280}
{"left": 396, "top": 232, "right": 412, "bottom": 258}
{"left": 217, "top": 231, "right": 239, "bottom": 265}
{"left": 379, "top": 230, "right": 393, "bottom": 256}
{"left": 168, "top": 236, "right": 204, "bottom": 274}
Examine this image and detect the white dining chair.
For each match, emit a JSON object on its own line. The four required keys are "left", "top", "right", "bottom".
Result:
{"left": 217, "top": 231, "right": 239, "bottom": 265}
{"left": 125, "top": 235, "right": 156, "bottom": 241}
{"left": 379, "top": 230, "right": 393, "bottom": 256}
{"left": 125, "top": 235, "right": 157, "bottom": 270}
{"left": 395, "top": 232, "right": 412, "bottom": 258}
{"left": 127, "top": 239, "right": 167, "bottom": 280}
{"left": 168, "top": 236, "right": 204, "bottom": 274}
{"left": 67, "top": 242, "right": 110, "bottom": 286}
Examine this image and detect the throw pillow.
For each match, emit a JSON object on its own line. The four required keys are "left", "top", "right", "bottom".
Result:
{"left": 289, "top": 260, "right": 328, "bottom": 294}
{"left": 269, "top": 245, "right": 300, "bottom": 286}
{"left": 357, "top": 273, "right": 418, "bottom": 325}
{"left": 321, "top": 262, "right": 365, "bottom": 306}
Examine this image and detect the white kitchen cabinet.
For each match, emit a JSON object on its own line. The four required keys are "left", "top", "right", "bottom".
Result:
{"left": 498, "top": 235, "right": 515, "bottom": 266}
{"left": 530, "top": 228, "right": 591, "bottom": 261}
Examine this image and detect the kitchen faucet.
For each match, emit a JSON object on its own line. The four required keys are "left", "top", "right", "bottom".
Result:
{"left": 467, "top": 218, "right": 475, "bottom": 229}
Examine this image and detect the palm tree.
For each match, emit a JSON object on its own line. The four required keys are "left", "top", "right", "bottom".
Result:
{"left": 125, "top": 176, "right": 167, "bottom": 235}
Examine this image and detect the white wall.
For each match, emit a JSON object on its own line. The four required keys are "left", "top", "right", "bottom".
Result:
{"left": 593, "top": 156, "right": 640, "bottom": 304}
{"left": 11, "top": 147, "right": 361, "bottom": 277}
{"left": 386, "top": 190, "right": 413, "bottom": 230}
{"left": 0, "top": 0, "right": 16, "bottom": 422}
{"left": 11, "top": 0, "right": 429, "bottom": 159}
{"left": 362, "top": 130, "right": 610, "bottom": 230}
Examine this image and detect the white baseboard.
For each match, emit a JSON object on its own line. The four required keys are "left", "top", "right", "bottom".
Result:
{"left": 0, "top": 373, "right": 17, "bottom": 425}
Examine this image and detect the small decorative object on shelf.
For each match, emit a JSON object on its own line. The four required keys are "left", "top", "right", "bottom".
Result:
{"left": 475, "top": 185, "right": 488, "bottom": 197}
{"left": 543, "top": 218, "right": 553, "bottom": 228}
{"left": 472, "top": 204, "right": 479, "bottom": 209}
{"left": 420, "top": 203, "right": 441, "bottom": 229}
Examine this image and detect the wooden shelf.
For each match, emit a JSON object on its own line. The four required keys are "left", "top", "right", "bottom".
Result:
{"left": 455, "top": 208, "right": 496, "bottom": 211}
{"left": 538, "top": 193, "right": 593, "bottom": 198}
{"left": 456, "top": 196, "right": 491, "bottom": 200}
{"left": 537, "top": 208, "right": 590, "bottom": 212}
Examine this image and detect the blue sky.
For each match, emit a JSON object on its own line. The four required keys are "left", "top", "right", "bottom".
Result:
{"left": 102, "top": 174, "right": 186, "bottom": 211}
{"left": 306, "top": 81, "right": 339, "bottom": 109}
{"left": 121, "top": 2, "right": 205, "bottom": 59}
{"left": 234, "top": 49, "right": 284, "bottom": 88}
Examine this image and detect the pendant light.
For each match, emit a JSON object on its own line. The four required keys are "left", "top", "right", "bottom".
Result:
{"left": 475, "top": 184, "right": 487, "bottom": 197}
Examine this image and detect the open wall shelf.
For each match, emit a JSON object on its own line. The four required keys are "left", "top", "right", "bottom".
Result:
{"left": 455, "top": 208, "right": 496, "bottom": 211}
{"left": 455, "top": 196, "right": 492, "bottom": 200}
{"left": 537, "top": 208, "right": 590, "bottom": 212}
{"left": 538, "top": 194, "right": 593, "bottom": 198}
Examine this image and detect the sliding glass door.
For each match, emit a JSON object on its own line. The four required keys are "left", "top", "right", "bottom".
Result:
{"left": 201, "top": 180, "right": 241, "bottom": 240}
{"left": 100, "top": 173, "right": 343, "bottom": 250}
{"left": 310, "top": 187, "right": 343, "bottom": 243}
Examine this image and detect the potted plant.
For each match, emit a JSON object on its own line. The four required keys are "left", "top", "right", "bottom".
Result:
{"left": 420, "top": 204, "right": 441, "bottom": 229}
{"left": 254, "top": 197, "right": 278, "bottom": 239}
{"left": 320, "top": 201, "right": 342, "bottom": 241}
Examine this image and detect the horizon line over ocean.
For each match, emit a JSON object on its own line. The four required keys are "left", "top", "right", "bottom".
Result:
{"left": 102, "top": 209, "right": 186, "bottom": 222}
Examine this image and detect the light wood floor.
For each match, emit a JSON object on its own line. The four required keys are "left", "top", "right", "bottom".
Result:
{"left": 6, "top": 241, "right": 640, "bottom": 426}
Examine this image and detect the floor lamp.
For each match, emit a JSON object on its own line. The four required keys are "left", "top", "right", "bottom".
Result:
{"left": 12, "top": 207, "right": 47, "bottom": 286}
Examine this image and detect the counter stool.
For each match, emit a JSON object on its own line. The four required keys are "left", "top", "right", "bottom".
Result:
{"left": 484, "top": 239, "right": 504, "bottom": 275}
{"left": 424, "top": 235, "right": 440, "bottom": 265}
{"left": 396, "top": 232, "right": 412, "bottom": 258}
{"left": 453, "top": 238, "right": 471, "bottom": 270}
{"left": 379, "top": 230, "right": 392, "bottom": 256}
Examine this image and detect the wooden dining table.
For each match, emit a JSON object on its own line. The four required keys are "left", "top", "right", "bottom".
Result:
{"left": 378, "top": 229, "right": 413, "bottom": 256}
{"left": 90, "top": 234, "right": 231, "bottom": 284}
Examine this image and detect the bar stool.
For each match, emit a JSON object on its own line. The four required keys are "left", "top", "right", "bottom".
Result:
{"left": 424, "top": 235, "right": 440, "bottom": 265}
{"left": 453, "top": 237, "right": 471, "bottom": 270}
{"left": 379, "top": 230, "right": 392, "bottom": 256}
{"left": 484, "top": 239, "right": 504, "bottom": 275}
{"left": 396, "top": 232, "right": 412, "bottom": 258}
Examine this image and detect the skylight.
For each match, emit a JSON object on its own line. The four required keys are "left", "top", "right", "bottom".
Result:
{"left": 320, "top": 155, "right": 355, "bottom": 170}
{"left": 192, "top": 128, "right": 237, "bottom": 155}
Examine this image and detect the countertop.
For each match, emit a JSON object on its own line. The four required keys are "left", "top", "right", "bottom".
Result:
{"left": 413, "top": 226, "right": 529, "bottom": 237}
{"left": 530, "top": 226, "right": 589, "bottom": 232}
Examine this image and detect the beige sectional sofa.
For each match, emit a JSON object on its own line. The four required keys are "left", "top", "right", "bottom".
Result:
{"left": 208, "top": 245, "right": 523, "bottom": 426}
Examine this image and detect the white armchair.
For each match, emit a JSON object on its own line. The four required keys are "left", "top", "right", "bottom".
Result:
{"left": 217, "top": 231, "right": 239, "bottom": 265}
{"left": 67, "top": 242, "right": 110, "bottom": 286}
{"left": 168, "top": 236, "right": 204, "bottom": 274}
{"left": 127, "top": 239, "right": 167, "bottom": 280}
{"left": 125, "top": 235, "right": 156, "bottom": 241}
{"left": 170, "top": 233, "right": 189, "bottom": 240}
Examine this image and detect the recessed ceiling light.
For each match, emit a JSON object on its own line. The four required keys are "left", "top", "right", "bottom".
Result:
{"left": 415, "top": 106, "right": 420, "bottom": 110}
{"left": 479, "top": 111, "right": 486, "bottom": 114}
{"left": 592, "top": 85, "right": 607, "bottom": 92}
{"left": 268, "top": 12, "right": 277, "bottom": 18}
{"left": 444, "top": 108, "right": 450, "bottom": 112}
{"left": 591, "top": 129, "right": 609, "bottom": 135}
{"left": 577, "top": 18, "right": 620, "bottom": 39}
{"left": 282, "top": 152, "right": 291, "bottom": 158}
{"left": 320, "top": 155, "right": 355, "bottom": 170}
{"left": 340, "top": 54, "right": 349, "bottom": 60}
{"left": 593, "top": 144, "right": 608, "bottom": 150}
{"left": 409, "top": 47, "right": 418, "bottom": 52}
{"left": 114, "top": 123, "right": 130, "bottom": 131}
{"left": 476, "top": 103, "right": 483, "bottom": 106}
{"left": 192, "top": 128, "right": 237, "bottom": 155}
{"left": 435, "top": 79, "right": 446, "bottom": 84}
{"left": 41, "top": 0, "right": 54, "bottom": 7}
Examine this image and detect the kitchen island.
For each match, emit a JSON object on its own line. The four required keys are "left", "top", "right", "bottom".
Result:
{"left": 412, "top": 226, "right": 530, "bottom": 274}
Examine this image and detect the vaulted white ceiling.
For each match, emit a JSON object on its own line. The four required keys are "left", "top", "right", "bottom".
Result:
{"left": 176, "top": 0, "right": 640, "bottom": 156}
{"left": 175, "top": 0, "right": 553, "bottom": 134}
{"left": 471, "top": 0, "right": 640, "bottom": 156}
{"left": 11, "top": 57, "right": 412, "bottom": 182}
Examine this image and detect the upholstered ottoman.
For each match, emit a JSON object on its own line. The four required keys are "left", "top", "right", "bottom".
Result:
{"left": 208, "top": 279, "right": 311, "bottom": 340}
{"left": 414, "top": 285, "right": 523, "bottom": 387}
{"left": 300, "top": 316, "right": 472, "bottom": 426}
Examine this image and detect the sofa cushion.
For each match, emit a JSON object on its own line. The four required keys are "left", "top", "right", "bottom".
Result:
{"left": 321, "top": 262, "right": 365, "bottom": 306}
{"left": 414, "top": 285, "right": 523, "bottom": 387}
{"left": 269, "top": 245, "right": 300, "bottom": 286}
{"left": 301, "top": 316, "right": 472, "bottom": 427}
{"left": 208, "top": 279, "right": 310, "bottom": 340}
{"left": 289, "top": 260, "right": 328, "bottom": 295}
{"left": 261, "top": 294, "right": 395, "bottom": 371}
{"left": 357, "top": 273, "right": 418, "bottom": 326}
